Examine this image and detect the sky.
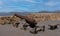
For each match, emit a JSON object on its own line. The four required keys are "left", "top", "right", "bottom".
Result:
{"left": 0, "top": 0, "right": 60, "bottom": 12}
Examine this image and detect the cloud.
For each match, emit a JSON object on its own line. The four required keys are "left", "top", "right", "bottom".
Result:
{"left": 24, "top": 0, "right": 41, "bottom": 3}
{"left": 2, "top": 5, "right": 29, "bottom": 12}
{"left": 0, "top": 1, "right": 4, "bottom": 5}
{"left": 12, "top": 0, "right": 41, "bottom": 3}
{"left": 25, "top": 0, "right": 36, "bottom": 3}
{"left": 0, "top": 7, "right": 2, "bottom": 8}
{"left": 44, "top": 1, "right": 60, "bottom": 6}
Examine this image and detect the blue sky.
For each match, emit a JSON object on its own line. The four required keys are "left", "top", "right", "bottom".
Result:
{"left": 0, "top": 0, "right": 60, "bottom": 12}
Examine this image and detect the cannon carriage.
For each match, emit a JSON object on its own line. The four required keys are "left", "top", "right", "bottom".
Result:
{"left": 48, "top": 24, "right": 59, "bottom": 30}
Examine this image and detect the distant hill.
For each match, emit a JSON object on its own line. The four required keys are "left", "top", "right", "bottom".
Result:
{"left": 38, "top": 11, "right": 60, "bottom": 13}
{"left": 0, "top": 12, "right": 33, "bottom": 16}
{"left": 0, "top": 11, "right": 60, "bottom": 16}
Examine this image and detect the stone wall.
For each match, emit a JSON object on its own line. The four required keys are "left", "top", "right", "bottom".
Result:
{"left": 0, "top": 16, "right": 21, "bottom": 25}
{"left": 27, "top": 13, "right": 60, "bottom": 22}
{"left": 0, "top": 13, "right": 60, "bottom": 24}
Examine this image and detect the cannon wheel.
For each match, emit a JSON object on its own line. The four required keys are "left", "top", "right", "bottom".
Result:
{"left": 30, "top": 26, "right": 39, "bottom": 34}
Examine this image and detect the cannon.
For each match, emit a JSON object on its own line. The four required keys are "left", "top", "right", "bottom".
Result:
{"left": 14, "top": 14, "right": 38, "bottom": 34}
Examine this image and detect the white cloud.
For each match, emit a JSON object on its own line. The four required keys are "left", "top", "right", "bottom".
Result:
{"left": 12, "top": 0, "right": 41, "bottom": 3}
{"left": 44, "top": 1, "right": 59, "bottom": 6}
{"left": 0, "top": 7, "right": 2, "bottom": 8}
{"left": 0, "top": 1, "right": 4, "bottom": 5}
{"left": 24, "top": 0, "right": 41, "bottom": 3}
{"left": 25, "top": 0, "right": 36, "bottom": 3}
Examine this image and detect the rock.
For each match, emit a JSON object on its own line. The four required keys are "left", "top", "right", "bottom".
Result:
{"left": 0, "top": 16, "right": 21, "bottom": 25}
{"left": 26, "top": 13, "right": 60, "bottom": 22}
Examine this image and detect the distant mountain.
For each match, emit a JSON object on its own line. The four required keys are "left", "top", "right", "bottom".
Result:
{"left": 0, "top": 11, "right": 60, "bottom": 16}
{"left": 38, "top": 10, "right": 60, "bottom": 13}
{"left": 0, "top": 12, "right": 33, "bottom": 16}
